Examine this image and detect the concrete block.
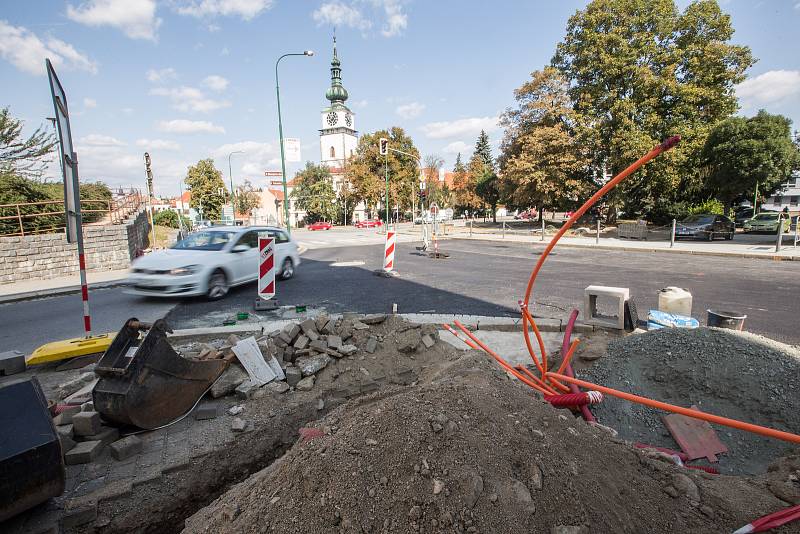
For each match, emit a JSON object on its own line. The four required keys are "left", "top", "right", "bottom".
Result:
{"left": 293, "top": 335, "right": 309, "bottom": 350}
{"left": 109, "top": 435, "right": 143, "bottom": 461}
{"left": 285, "top": 367, "right": 302, "bottom": 387}
{"left": 310, "top": 339, "right": 328, "bottom": 353}
{"left": 81, "top": 401, "right": 94, "bottom": 412}
{"left": 65, "top": 440, "right": 104, "bottom": 465}
{"left": 299, "top": 319, "right": 318, "bottom": 336}
{"left": 0, "top": 350, "right": 26, "bottom": 376}
{"left": 235, "top": 379, "right": 260, "bottom": 400}
{"left": 53, "top": 405, "right": 82, "bottom": 425}
{"left": 339, "top": 344, "right": 358, "bottom": 356}
{"left": 584, "top": 285, "right": 629, "bottom": 331}
{"left": 315, "top": 315, "right": 330, "bottom": 331}
{"left": 72, "top": 411, "right": 102, "bottom": 436}
{"left": 326, "top": 335, "right": 342, "bottom": 350}
{"left": 210, "top": 364, "right": 249, "bottom": 398}
{"left": 296, "top": 376, "right": 315, "bottom": 391}
{"left": 60, "top": 434, "right": 77, "bottom": 454}
{"left": 365, "top": 336, "right": 378, "bottom": 354}
{"left": 194, "top": 404, "right": 219, "bottom": 420}
{"left": 78, "top": 426, "right": 120, "bottom": 448}
{"left": 231, "top": 417, "right": 247, "bottom": 432}
{"left": 421, "top": 334, "right": 436, "bottom": 349}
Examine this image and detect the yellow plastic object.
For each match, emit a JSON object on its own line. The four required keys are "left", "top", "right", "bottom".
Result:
{"left": 26, "top": 334, "right": 115, "bottom": 366}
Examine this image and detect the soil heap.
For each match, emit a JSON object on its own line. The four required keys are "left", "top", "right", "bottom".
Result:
{"left": 183, "top": 352, "right": 791, "bottom": 534}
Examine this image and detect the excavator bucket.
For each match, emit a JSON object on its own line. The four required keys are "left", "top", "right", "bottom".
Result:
{"left": 93, "top": 318, "right": 227, "bottom": 430}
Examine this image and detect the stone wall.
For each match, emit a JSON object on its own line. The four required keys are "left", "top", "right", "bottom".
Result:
{"left": 0, "top": 209, "right": 150, "bottom": 284}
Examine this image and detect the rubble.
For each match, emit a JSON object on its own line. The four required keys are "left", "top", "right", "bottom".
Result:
{"left": 210, "top": 365, "right": 249, "bottom": 398}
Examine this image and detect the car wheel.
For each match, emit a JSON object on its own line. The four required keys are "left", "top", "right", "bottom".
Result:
{"left": 280, "top": 258, "right": 294, "bottom": 280}
{"left": 206, "top": 269, "right": 229, "bottom": 300}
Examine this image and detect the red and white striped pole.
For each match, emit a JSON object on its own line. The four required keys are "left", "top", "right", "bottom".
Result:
{"left": 383, "top": 229, "right": 396, "bottom": 272}
{"left": 78, "top": 251, "right": 91, "bottom": 335}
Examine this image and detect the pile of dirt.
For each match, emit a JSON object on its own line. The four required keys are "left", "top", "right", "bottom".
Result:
{"left": 580, "top": 327, "right": 800, "bottom": 475}
{"left": 182, "top": 353, "right": 790, "bottom": 534}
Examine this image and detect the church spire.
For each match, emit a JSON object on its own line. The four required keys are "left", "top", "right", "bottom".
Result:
{"left": 325, "top": 32, "right": 349, "bottom": 108}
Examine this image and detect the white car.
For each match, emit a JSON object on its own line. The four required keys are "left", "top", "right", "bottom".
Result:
{"left": 125, "top": 226, "right": 301, "bottom": 300}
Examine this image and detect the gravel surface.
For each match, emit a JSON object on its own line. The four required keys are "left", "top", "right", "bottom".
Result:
{"left": 582, "top": 327, "right": 800, "bottom": 475}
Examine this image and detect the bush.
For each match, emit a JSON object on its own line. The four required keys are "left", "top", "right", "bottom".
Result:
{"left": 687, "top": 199, "right": 724, "bottom": 216}
{"left": 153, "top": 209, "right": 190, "bottom": 229}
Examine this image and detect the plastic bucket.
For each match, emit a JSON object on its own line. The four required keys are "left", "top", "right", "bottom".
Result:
{"left": 706, "top": 309, "right": 746, "bottom": 331}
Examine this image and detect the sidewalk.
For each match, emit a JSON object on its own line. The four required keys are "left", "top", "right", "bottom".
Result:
{"left": 0, "top": 269, "right": 129, "bottom": 303}
{"left": 437, "top": 230, "right": 800, "bottom": 260}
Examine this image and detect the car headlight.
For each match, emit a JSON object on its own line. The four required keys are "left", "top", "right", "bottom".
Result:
{"left": 169, "top": 265, "right": 199, "bottom": 276}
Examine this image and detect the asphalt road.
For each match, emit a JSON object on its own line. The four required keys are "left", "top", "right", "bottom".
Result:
{"left": 3, "top": 238, "right": 799, "bottom": 355}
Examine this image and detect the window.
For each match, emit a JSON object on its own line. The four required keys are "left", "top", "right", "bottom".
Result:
{"left": 235, "top": 231, "right": 258, "bottom": 249}
{"left": 268, "top": 230, "right": 289, "bottom": 244}
{"left": 330, "top": 146, "right": 336, "bottom": 158}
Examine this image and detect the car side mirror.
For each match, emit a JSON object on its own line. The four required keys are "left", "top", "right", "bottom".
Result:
{"left": 231, "top": 244, "right": 250, "bottom": 253}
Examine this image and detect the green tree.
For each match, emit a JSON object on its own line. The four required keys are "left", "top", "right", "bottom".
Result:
{"left": 552, "top": 0, "right": 754, "bottom": 218}
{"left": 346, "top": 127, "right": 420, "bottom": 220}
{"left": 468, "top": 130, "right": 500, "bottom": 222}
{"left": 499, "top": 67, "right": 591, "bottom": 217}
{"left": 292, "top": 162, "right": 338, "bottom": 222}
{"left": 233, "top": 179, "right": 261, "bottom": 216}
{"left": 185, "top": 159, "right": 226, "bottom": 221}
{"left": 702, "top": 111, "right": 799, "bottom": 213}
{"left": 451, "top": 152, "right": 481, "bottom": 215}
{"left": 154, "top": 209, "right": 191, "bottom": 229}
{"left": 0, "top": 107, "right": 56, "bottom": 179}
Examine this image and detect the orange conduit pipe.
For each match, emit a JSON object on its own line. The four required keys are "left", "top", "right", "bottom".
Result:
{"left": 522, "top": 136, "right": 681, "bottom": 383}
{"left": 515, "top": 365, "right": 559, "bottom": 396}
{"left": 442, "top": 324, "right": 480, "bottom": 350}
{"left": 547, "top": 372, "right": 800, "bottom": 445}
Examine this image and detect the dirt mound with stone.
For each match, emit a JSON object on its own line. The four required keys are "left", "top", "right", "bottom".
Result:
{"left": 182, "top": 352, "right": 792, "bottom": 534}
{"left": 580, "top": 327, "right": 800, "bottom": 475}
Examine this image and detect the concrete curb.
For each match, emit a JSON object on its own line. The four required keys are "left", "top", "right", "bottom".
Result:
{"left": 0, "top": 279, "right": 128, "bottom": 304}
{"left": 447, "top": 234, "right": 800, "bottom": 261}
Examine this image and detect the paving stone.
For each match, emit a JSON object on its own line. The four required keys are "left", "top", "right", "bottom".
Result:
{"left": 352, "top": 321, "right": 369, "bottom": 330}
{"left": 421, "top": 334, "right": 436, "bottom": 349}
{"left": 53, "top": 405, "right": 81, "bottom": 425}
{"left": 365, "top": 336, "right": 378, "bottom": 354}
{"left": 65, "top": 440, "right": 104, "bottom": 465}
{"left": 231, "top": 417, "right": 247, "bottom": 432}
{"left": 235, "top": 379, "right": 261, "bottom": 400}
{"left": 315, "top": 315, "right": 330, "bottom": 331}
{"left": 361, "top": 313, "right": 387, "bottom": 324}
{"left": 338, "top": 320, "right": 354, "bottom": 340}
{"left": 397, "top": 329, "right": 422, "bottom": 353}
{"left": 210, "top": 364, "right": 249, "bottom": 398}
{"left": 327, "top": 335, "right": 342, "bottom": 350}
{"left": 339, "top": 344, "right": 358, "bottom": 356}
{"left": 109, "top": 435, "right": 143, "bottom": 461}
{"left": 61, "top": 502, "right": 97, "bottom": 528}
{"left": 72, "top": 411, "right": 101, "bottom": 436}
{"left": 78, "top": 426, "right": 119, "bottom": 447}
{"left": 194, "top": 403, "right": 219, "bottom": 420}
{"left": 293, "top": 335, "right": 309, "bottom": 350}
{"left": 296, "top": 376, "right": 315, "bottom": 391}
{"left": 283, "top": 346, "right": 296, "bottom": 362}
{"left": 321, "top": 320, "right": 337, "bottom": 335}
{"left": 0, "top": 350, "right": 26, "bottom": 376}
{"left": 60, "top": 434, "right": 77, "bottom": 454}
{"left": 265, "top": 381, "right": 290, "bottom": 393}
{"left": 295, "top": 354, "right": 331, "bottom": 376}
{"left": 285, "top": 367, "right": 302, "bottom": 387}
{"left": 56, "top": 424, "right": 74, "bottom": 439}
{"left": 81, "top": 401, "right": 94, "bottom": 412}
{"left": 299, "top": 318, "right": 318, "bottom": 336}
{"left": 309, "top": 339, "right": 328, "bottom": 353}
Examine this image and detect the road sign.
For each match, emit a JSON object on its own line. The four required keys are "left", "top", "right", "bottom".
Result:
{"left": 258, "top": 233, "right": 276, "bottom": 299}
{"left": 430, "top": 203, "right": 439, "bottom": 216}
{"left": 383, "top": 230, "right": 396, "bottom": 272}
{"left": 264, "top": 171, "right": 283, "bottom": 177}
{"left": 283, "top": 138, "right": 301, "bottom": 162}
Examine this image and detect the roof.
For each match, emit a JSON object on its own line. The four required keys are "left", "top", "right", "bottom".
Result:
{"left": 268, "top": 188, "right": 285, "bottom": 201}
{"left": 442, "top": 171, "right": 457, "bottom": 188}
{"left": 180, "top": 191, "right": 191, "bottom": 202}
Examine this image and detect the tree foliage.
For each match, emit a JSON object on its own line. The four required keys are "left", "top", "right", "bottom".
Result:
{"left": 0, "top": 107, "right": 56, "bottom": 180}
{"left": 467, "top": 130, "right": 500, "bottom": 221}
{"left": 552, "top": 0, "right": 754, "bottom": 217}
{"left": 233, "top": 179, "right": 261, "bottom": 216}
{"left": 499, "top": 67, "right": 591, "bottom": 215}
{"left": 154, "top": 209, "right": 191, "bottom": 229}
{"left": 451, "top": 151, "right": 481, "bottom": 214}
{"left": 185, "top": 159, "right": 226, "bottom": 221}
{"left": 345, "top": 127, "right": 420, "bottom": 219}
{"left": 291, "top": 162, "right": 338, "bottom": 222}
{"left": 702, "top": 111, "right": 799, "bottom": 211}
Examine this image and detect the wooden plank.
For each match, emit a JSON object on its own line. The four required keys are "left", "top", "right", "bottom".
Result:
{"left": 662, "top": 405, "right": 728, "bottom": 462}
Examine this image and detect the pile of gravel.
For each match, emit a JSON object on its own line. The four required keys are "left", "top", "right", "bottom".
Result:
{"left": 582, "top": 327, "right": 800, "bottom": 474}
{"left": 182, "top": 356, "right": 787, "bottom": 533}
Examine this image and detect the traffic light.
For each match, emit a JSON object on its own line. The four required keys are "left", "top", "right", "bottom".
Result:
{"left": 379, "top": 137, "right": 388, "bottom": 156}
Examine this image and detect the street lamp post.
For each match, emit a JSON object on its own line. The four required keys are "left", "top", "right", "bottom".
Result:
{"left": 227, "top": 150, "right": 244, "bottom": 217}
{"left": 275, "top": 50, "right": 314, "bottom": 233}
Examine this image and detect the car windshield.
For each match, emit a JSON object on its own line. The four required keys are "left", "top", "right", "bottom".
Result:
{"left": 172, "top": 230, "right": 235, "bottom": 251}
{"left": 682, "top": 215, "right": 713, "bottom": 224}
{"left": 754, "top": 213, "right": 777, "bottom": 221}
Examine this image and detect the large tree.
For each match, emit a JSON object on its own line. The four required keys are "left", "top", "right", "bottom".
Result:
{"left": 291, "top": 162, "right": 338, "bottom": 222}
{"left": 345, "top": 127, "right": 420, "bottom": 220}
{"left": 499, "top": 67, "right": 591, "bottom": 215}
{"left": 552, "top": 0, "right": 754, "bottom": 217}
{"left": 0, "top": 107, "right": 56, "bottom": 180}
{"left": 233, "top": 179, "right": 260, "bottom": 216}
{"left": 185, "top": 159, "right": 226, "bottom": 221}
{"left": 702, "top": 111, "right": 799, "bottom": 213}
{"left": 468, "top": 130, "right": 500, "bottom": 222}
{"left": 451, "top": 152, "right": 482, "bottom": 215}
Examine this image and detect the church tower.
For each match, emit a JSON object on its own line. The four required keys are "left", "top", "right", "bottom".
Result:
{"left": 319, "top": 36, "right": 358, "bottom": 170}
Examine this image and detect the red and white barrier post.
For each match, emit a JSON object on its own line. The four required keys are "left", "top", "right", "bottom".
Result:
{"left": 383, "top": 229, "right": 396, "bottom": 272}
{"left": 255, "top": 233, "right": 278, "bottom": 310}
{"left": 78, "top": 252, "right": 91, "bottom": 335}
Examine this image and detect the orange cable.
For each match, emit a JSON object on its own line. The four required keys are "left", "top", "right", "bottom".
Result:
{"left": 515, "top": 365, "right": 559, "bottom": 395}
{"left": 555, "top": 338, "right": 581, "bottom": 376}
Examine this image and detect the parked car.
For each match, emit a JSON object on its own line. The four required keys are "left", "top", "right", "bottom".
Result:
{"left": 514, "top": 209, "right": 537, "bottom": 220}
{"left": 743, "top": 212, "right": 791, "bottom": 233}
{"left": 355, "top": 219, "right": 383, "bottom": 228}
{"left": 307, "top": 221, "right": 332, "bottom": 231}
{"left": 125, "top": 226, "right": 300, "bottom": 300}
{"left": 675, "top": 214, "right": 734, "bottom": 241}
{"left": 734, "top": 207, "right": 754, "bottom": 225}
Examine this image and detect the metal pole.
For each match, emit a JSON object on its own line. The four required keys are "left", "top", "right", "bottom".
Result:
{"left": 596, "top": 219, "right": 600, "bottom": 245}
{"left": 753, "top": 181, "right": 759, "bottom": 215}
{"left": 794, "top": 218, "right": 799, "bottom": 248}
{"left": 275, "top": 62, "right": 290, "bottom": 233}
{"left": 502, "top": 220, "right": 506, "bottom": 239}
{"left": 541, "top": 218, "right": 545, "bottom": 241}
{"left": 670, "top": 219, "right": 676, "bottom": 248}
{"left": 470, "top": 219, "right": 473, "bottom": 236}
{"left": 384, "top": 153, "right": 389, "bottom": 231}
{"left": 776, "top": 213, "right": 783, "bottom": 253}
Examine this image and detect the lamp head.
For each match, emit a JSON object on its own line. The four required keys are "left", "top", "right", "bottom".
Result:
{"left": 304, "top": 50, "right": 314, "bottom": 56}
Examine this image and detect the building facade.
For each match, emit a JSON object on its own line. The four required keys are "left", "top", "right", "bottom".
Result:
{"left": 761, "top": 172, "right": 800, "bottom": 215}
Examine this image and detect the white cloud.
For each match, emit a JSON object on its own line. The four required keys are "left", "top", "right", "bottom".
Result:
{"left": 420, "top": 116, "right": 500, "bottom": 139}
{"left": 79, "top": 134, "right": 125, "bottom": 146}
{"left": 121, "top": 107, "right": 135, "bottom": 115}
{"left": 203, "top": 74, "right": 229, "bottom": 92}
{"left": 352, "top": 99, "right": 368, "bottom": 108}
{"left": 175, "top": 0, "right": 274, "bottom": 20}
{"left": 146, "top": 67, "right": 177, "bottom": 83}
{"left": 736, "top": 70, "right": 800, "bottom": 108}
{"left": 441, "top": 141, "right": 470, "bottom": 155}
{"left": 66, "top": 0, "right": 161, "bottom": 41}
{"left": 157, "top": 119, "right": 225, "bottom": 134}
{"left": 207, "top": 23, "right": 221, "bottom": 32}
{"left": 395, "top": 101, "right": 425, "bottom": 119}
{"left": 150, "top": 86, "right": 231, "bottom": 113}
{"left": 312, "top": 0, "right": 407, "bottom": 37}
{"left": 83, "top": 97, "right": 97, "bottom": 108}
{"left": 136, "top": 138, "right": 181, "bottom": 151}
{"left": 313, "top": 2, "right": 371, "bottom": 32}
{"left": 212, "top": 141, "right": 280, "bottom": 175}
{"left": 0, "top": 21, "right": 98, "bottom": 76}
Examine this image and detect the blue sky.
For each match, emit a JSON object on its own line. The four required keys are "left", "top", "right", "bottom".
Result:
{"left": 2, "top": 0, "right": 799, "bottom": 196}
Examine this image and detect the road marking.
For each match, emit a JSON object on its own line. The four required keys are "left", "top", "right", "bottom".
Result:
{"left": 330, "top": 261, "right": 366, "bottom": 267}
